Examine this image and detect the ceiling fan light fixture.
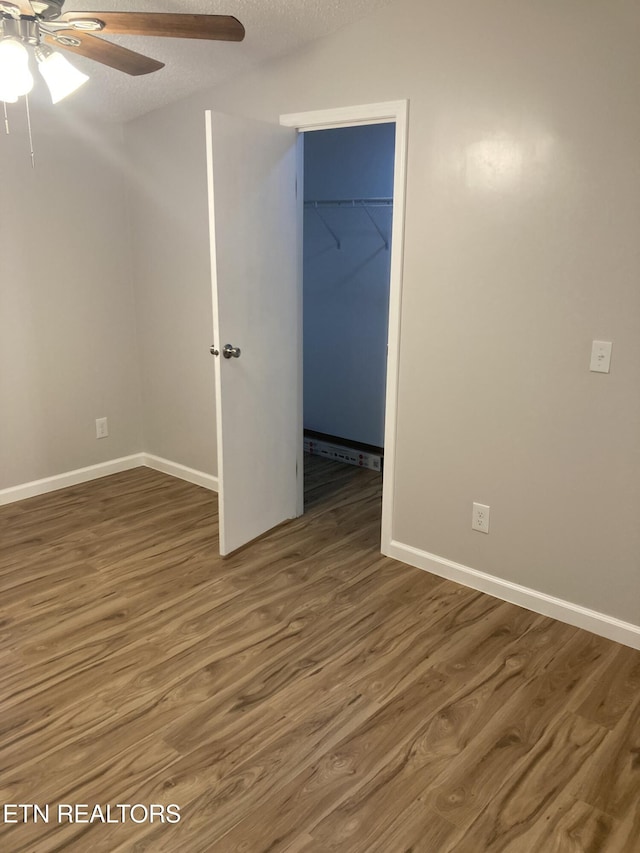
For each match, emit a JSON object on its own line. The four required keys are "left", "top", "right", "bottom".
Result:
{"left": 0, "top": 85, "right": 18, "bottom": 102}
{"left": 35, "top": 44, "right": 89, "bottom": 103}
{"left": 0, "top": 36, "right": 34, "bottom": 100}
{"left": 0, "top": 2, "right": 22, "bottom": 19}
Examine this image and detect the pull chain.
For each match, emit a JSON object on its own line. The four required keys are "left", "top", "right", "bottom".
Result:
{"left": 3, "top": 101, "right": 9, "bottom": 135}
{"left": 25, "top": 93, "right": 35, "bottom": 169}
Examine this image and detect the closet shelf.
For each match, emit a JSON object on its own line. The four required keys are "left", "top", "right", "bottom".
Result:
{"left": 304, "top": 198, "right": 393, "bottom": 250}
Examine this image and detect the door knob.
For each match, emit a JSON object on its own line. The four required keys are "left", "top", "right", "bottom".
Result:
{"left": 210, "top": 345, "right": 219, "bottom": 356}
{"left": 223, "top": 344, "right": 241, "bottom": 359}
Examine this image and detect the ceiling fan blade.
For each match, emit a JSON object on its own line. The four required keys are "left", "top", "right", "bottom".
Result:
{"left": 55, "top": 12, "right": 245, "bottom": 42}
{"left": 44, "top": 31, "right": 164, "bottom": 75}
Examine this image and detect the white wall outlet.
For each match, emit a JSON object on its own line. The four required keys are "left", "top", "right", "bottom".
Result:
{"left": 472, "top": 502, "right": 490, "bottom": 533}
{"left": 95, "top": 417, "right": 109, "bottom": 439}
{"left": 590, "top": 340, "right": 612, "bottom": 374}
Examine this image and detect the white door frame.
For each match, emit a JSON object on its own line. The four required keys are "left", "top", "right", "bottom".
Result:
{"left": 280, "top": 100, "right": 409, "bottom": 555}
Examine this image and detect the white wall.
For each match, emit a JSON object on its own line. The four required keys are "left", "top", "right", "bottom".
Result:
{"left": 303, "top": 125, "right": 394, "bottom": 447}
{"left": 0, "top": 106, "right": 141, "bottom": 490}
{"left": 126, "top": 99, "right": 217, "bottom": 475}
{"left": 125, "top": 0, "right": 640, "bottom": 631}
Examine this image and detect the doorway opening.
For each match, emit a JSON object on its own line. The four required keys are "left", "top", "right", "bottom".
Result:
{"left": 281, "top": 100, "right": 408, "bottom": 553}
{"left": 302, "top": 123, "right": 395, "bottom": 480}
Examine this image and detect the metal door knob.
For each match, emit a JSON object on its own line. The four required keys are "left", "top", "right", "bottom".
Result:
{"left": 223, "top": 344, "right": 241, "bottom": 359}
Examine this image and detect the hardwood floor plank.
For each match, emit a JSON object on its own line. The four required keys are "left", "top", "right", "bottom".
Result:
{"left": 183, "top": 669, "right": 460, "bottom": 852}
{"left": 578, "top": 694, "right": 640, "bottom": 821}
{"left": 447, "top": 711, "right": 608, "bottom": 853}
{"left": 356, "top": 595, "right": 540, "bottom": 707}
{"left": 423, "top": 626, "right": 616, "bottom": 831}
{"left": 304, "top": 615, "right": 573, "bottom": 850}
{"left": 368, "top": 800, "right": 461, "bottom": 853}
{"left": 507, "top": 796, "right": 619, "bottom": 853}
{"left": 0, "top": 731, "right": 180, "bottom": 853}
{"left": 573, "top": 643, "right": 640, "bottom": 730}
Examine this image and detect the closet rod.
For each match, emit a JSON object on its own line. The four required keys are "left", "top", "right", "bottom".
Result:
{"left": 305, "top": 198, "right": 392, "bottom": 250}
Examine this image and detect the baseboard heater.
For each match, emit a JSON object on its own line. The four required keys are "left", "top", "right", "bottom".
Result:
{"left": 303, "top": 430, "right": 383, "bottom": 472}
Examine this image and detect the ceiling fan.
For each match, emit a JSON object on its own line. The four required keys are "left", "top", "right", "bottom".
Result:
{"left": 0, "top": 1, "right": 245, "bottom": 103}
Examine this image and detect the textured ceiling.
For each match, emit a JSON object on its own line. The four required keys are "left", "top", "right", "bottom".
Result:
{"left": 48, "top": 0, "right": 393, "bottom": 122}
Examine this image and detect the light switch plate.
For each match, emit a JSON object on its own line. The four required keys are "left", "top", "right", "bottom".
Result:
{"left": 590, "top": 340, "right": 612, "bottom": 374}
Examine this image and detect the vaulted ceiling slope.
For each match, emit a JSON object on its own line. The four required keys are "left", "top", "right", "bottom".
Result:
{"left": 47, "top": 0, "right": 395, "bottom": 121}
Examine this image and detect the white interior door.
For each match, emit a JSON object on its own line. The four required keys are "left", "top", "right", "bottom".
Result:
{"left": 206, "top": 110, "right": 301, "bottom": 556}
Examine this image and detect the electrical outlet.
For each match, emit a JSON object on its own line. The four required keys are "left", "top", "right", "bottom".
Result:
{"left": 472, "top": 502, "right": 490, "bottom": 533}
{"left": 95, "top": 417, "right": 109, "bottom": 439}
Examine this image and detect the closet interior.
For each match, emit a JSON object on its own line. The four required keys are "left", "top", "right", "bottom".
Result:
{"left": 302, "top": 123, "right": 395, "bottom": 472}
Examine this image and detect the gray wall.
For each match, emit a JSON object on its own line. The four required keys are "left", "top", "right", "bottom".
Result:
{"left": 303, "top": 125, "right": 394, "bottom": 448}
{"left": 126, "top": 100, "right": 217, "bottom": 473}
{"left": 1, "top": 108, "right": 141, "bottom": 489}
{"left": 126, "top": 0, "right": 640, "bottom": 627}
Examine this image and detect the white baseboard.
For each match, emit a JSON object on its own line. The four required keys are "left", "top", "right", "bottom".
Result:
{"left": 0, "top": 454, "right": 146, "bottom": 506}
{"left": 0, "top": 454, "right": 218, "bottom": 506}
{"left": 384, "top": 539, "right": 640, "bottom": 651}
{"left": 142, "top": 454, "right": 218, "bottom": 492}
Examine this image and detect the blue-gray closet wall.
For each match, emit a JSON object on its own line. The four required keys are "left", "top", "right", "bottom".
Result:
{"left": 303, "top": 123, "right": 395, "bottom": 448}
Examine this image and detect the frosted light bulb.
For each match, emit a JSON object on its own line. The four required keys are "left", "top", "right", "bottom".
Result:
{"left": 0, "top": 84, "right": 18, "bottom": 103}
{"left": 0, "top": 38, "right": 34, "bottom": 100}
{"left": 37, "top": 50, "right": 89, "bottom": 103}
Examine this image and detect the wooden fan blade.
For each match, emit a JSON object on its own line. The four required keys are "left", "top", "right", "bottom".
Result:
{"left": 55, "top": 12, "right": 245, "bottom": 42}
{"left": 44, "top": 31, "right": 164, "bottom": 75}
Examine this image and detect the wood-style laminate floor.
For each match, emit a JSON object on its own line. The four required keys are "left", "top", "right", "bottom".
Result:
{"left": 1, "top": 457, "right": 639, "bottom": 852}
